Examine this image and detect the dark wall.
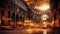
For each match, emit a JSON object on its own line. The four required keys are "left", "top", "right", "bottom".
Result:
{"left": 50, "top": 0, "right": 60, "bottom": 9}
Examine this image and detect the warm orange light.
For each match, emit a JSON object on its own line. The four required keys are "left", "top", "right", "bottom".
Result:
{"left": 43, "top": 22, "right": 47, "bottom": 27}
{"left": 43, "top": 22, "right": 46, "bottom": 25}
{"left": 43, "top": 30, "right": 47, "bottom": 34}
{"left": 41, "top": 14, "right": 49, "bottom": 21}
{"left": 24, "top": 0, "right": 34, "bottom": 6}
{"left": 35, "top": 3, "right": 50, "bottom": 11}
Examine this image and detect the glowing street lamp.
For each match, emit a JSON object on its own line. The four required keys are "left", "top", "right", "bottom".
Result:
{"left": 41, "top": 14, "right": 49, "bottom": 27}
{"left": 41, "top": 14, "right": 49, "bottom": 21}
{"left": 43, "top": 22, "right": 47, "bottom": 27}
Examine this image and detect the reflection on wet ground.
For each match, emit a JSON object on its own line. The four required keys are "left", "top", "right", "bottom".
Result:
{"left": 0, "top": 28, "right": 60, "bottom": 34}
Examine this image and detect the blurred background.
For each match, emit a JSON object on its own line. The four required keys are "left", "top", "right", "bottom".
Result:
{"left": 0, "top": 0, "right": 60, "bottom": 34}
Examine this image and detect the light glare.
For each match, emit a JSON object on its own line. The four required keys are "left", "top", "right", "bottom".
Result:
{"left": 41, "top": 14, "right": 49, "bottom": 21}
{"left": 35, "top": 4, "right": 50, "bottom": 11}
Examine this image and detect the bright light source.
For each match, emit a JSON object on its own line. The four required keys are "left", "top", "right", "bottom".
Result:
{"left": 41, "top": 14, "right": 49, "bottom": 21}
{"left": 35, "top": 3, "right": 50, "bottom": 11}
{"left": 43, "top": 22, "right": 47, "bottom": 27}
{"left": 39, "top": 5, "right": 49, "bottom": 11}
{"left": 43, "top": 22, "right": 46, "bottom": 25}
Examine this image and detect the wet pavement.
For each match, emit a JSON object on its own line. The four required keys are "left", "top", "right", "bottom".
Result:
{"left": 0, "top": 28, "right": 60, "bottom": 34}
